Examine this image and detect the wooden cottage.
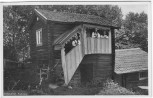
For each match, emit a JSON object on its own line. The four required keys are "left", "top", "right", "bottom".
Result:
{"left": 114, "top": 48, "right": 148, "bottom": 90}
{"left": 28, "top": 9, "right": 118, "bottom": 85}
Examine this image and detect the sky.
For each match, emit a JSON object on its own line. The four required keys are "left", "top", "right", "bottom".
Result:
{"left": 118, "top": 4, "right": 149, "bottom": 19}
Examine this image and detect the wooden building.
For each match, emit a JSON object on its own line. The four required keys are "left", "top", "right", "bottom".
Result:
{"left": 28, "top": 9, "right": 118, "bottom": 85}
{"left": 114, "top": 48, "right": 148, "bottom": 90}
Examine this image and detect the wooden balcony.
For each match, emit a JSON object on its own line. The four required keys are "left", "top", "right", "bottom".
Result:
{"left": 54, "top": 25, "right": 112, "bottom": 85}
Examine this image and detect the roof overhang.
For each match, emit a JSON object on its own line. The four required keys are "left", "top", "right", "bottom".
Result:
{"left": 34, "top": 9, "right": 48, "bottom": 23}
{"left": 115, "top": 69, "right": 148, "bottom": 74}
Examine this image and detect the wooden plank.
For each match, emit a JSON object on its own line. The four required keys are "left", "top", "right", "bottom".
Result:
{"left": 74, "top": 46, "right": 77, "bottom": 62}
{"left": 73, "top": 48, "right": 76, "bottom": 70}
{"left": 88, "top": 38, "right": 91, "bottom": 54}
{"left": 83, "top": 24, "right": 110, "bottom": 30}
{"left": 77, "top": 45, "right": 80, "bottom": 63}
{"left": 98, "top": 38, "right": 100, "bottom": 53}
{"left": 89, "top": 38, "right": 93, "bottom": 54}
{"left": 81, "top": 26, "right": 85, "bottom": 56}
{"left": 109, "top": 31, "right": 112, "bottom": 53}
{"left": 66, "top": 51, "right": 71, "bottom": 82}
{"left": 106, "top": 38, "right": 108, "bottom": 53}
{"left": 66, "top": 52, "right": 71, "bottom": 83}
{"left": 99, "top": 39, "right": 102, "bottom": 53}
{"left": 100, "top": 39, "right": 103, "bottom": 53}
{"left": 79, "top": 45, "right": 83, "bottom": 62}
{"left": 61, "top": 48, "right": 68, "bottom": 84}
{"left": 89, "top": 38, "right": 92, "bottom": 54}
{"left": 97, "top": 38, "right": 100, "bottom": 53}
{"left": 90, "top": 38, "right": 93, "bottom": 54}
{"left": 87, "top": 38, "right": 89, "bottom": 54}
{"left": 104, "top": 38, "right": 107, "bottom": 53}
{"left": 75, "top": 46, "right": 79, "bottom": 67}
{"left": 80, "top": 43, "right": 83, "bottom": 58}
{"left": 102, "top": 38, "right": 105, "bottom": 53}
{"left": 95, "top": 38, "right": 98, "bottom": 53}
{"left": 92, "top": 38, "right": 97, "bottom": 54}
{"left": 83, "top": 29, "right": 87, "bottom": 54}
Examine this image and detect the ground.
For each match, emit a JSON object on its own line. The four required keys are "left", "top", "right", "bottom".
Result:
{"left": 4, "top": 79, "right": 145, "bottom": 95}
{"left": 4, "top": 63, "right": 147, "bottom": 95}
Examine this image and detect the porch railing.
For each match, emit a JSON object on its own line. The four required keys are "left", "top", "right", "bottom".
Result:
{"left": 86, "top": 37, "right": 109, "bottom": 54}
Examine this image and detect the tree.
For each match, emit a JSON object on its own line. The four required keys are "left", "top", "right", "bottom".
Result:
{"left": 3, "top": 6, "right": 34, "bottom": 61}
{"left": 117, "top": 12, "right": 148, "bottom": 52}
{"left": 124, "top": 12, "right": 148, "bottom": 52}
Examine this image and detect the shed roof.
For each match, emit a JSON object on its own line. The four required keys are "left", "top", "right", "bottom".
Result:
{"left": 115, "top": 48, "right": 148, "bottom": 74}
{"left": 34, "top": 9, "right": 117, "bottom": 28}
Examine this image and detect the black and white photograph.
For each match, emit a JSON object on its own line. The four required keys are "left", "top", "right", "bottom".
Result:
{"left": 2, "top": 1, "right": 151, "bottom": 96}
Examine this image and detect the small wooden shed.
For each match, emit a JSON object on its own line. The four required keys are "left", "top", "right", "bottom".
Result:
{"left": 28, "top": 9, "right": 118, "bottom": 85}
{"left": 114, "top": 48, "right": 148, "bottom": 89}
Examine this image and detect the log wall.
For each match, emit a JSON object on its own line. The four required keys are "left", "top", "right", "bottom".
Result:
{"left": 30, "top": 18, "right": 49, "bottom": 67}
{"left": 80, "top": 54, "right": 112, "bottom": 82}
{"left": 114, "top": 71, "right": 148, "bottom": 89}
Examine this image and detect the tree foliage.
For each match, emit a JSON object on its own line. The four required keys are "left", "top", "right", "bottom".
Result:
{"left": 3, "top": 6, "right": 33, "bottom": 61}
{"left": 115, "top": 12, "right": 148, "bottom": 52}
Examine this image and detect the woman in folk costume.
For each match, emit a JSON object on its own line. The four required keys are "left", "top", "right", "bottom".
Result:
{"left": 72, "top": 35, "right": 81, "bottom": 46}
{"left": 95, "top": 28, "right": 100, "bottom": 38}
{"left": 104, "top": 31, "right": 109, "bottom": 38}
{"left": 92, "top": 31, "right": 95, "bottom": 38}
{"left": 72, "top": 37, "right": 77, "bottom": 46}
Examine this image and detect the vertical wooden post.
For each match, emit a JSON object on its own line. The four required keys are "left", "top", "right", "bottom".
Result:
{"left": 111, "top": 28, "right": 115, "bottom": 80}
{"left": 81, "top": 25, "right": 85, "bottom": 56}
{"left": 109, "top": 30, "right": 112, "bottom": 53}
{"left": 83, "top": 26, "right": 87, "bottom": 54}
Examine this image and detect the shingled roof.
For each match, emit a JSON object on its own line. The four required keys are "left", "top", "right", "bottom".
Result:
{"left": 34, "top": 9, "right": 116, "bottom": 27}
{"left": 115, "top": 48, "right": 148, "bottom": 74}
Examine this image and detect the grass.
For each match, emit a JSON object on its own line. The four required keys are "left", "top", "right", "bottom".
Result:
{"left": 53, "top": 86, "right": 102, "bottom": 95}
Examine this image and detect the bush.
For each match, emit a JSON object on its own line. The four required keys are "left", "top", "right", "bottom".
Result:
{"left": 98, "top": 79, "right": 137, "bottom": 95}
{"left": 4, "top": 64, "right": 40, "bottom": 91}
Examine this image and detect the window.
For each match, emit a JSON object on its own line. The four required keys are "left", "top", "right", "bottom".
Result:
{"left": 36, "top": 28, "right": 42, "bottom": 46}
{"left": 139, "top": 71, "right": 148, "bottom": 80}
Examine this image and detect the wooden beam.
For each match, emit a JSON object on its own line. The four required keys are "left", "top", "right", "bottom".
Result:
{"left": 109, "top": 30, "right": 112, "bottom": 53}
{"left": 111, "top": 28, "right": 115, "bottom": 80}
{"left": 54, "top": 45, "right": 62, "bottom": 50}
{"left": 34, "top": 9, "right": 47, "bottom": 23}
{"left": 83, "top": 24, "right": 110, "bottom": 30}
